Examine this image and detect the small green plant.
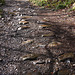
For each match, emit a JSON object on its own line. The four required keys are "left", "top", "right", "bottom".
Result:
{"left": 0, "top": 0, "right": 5, "bottom": 5}
{"left": 56, "top": 4, "right": 66, "bottom": 9}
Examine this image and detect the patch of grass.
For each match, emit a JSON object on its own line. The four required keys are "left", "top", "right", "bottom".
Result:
{"left": 30, "top": 0, "right": 75, "bottom": 10}
{"left": 30, "top": 0, "right": 48, "bottom": 7}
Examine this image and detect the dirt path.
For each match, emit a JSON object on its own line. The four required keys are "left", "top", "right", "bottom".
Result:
{"left": 0, "top": 0, "right": 75, "bottom": 75}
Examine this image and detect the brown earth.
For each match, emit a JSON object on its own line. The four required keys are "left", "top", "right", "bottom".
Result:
{"left": 0, "top": 0, "right": 75, "bottom": 75}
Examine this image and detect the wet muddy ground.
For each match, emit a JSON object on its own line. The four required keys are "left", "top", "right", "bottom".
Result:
{"left": 0, "top": 0, "right": 75, "bottom": 75}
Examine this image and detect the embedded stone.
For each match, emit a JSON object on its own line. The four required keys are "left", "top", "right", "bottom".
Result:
{"left": 19, "top": 20, "right": 29, "bottom": 24}
{"left": 20, "top": 54, "right": 38, "bottom": 61}
{"left": 21, "top": 39, "right": 33, "bottom": 45}
{"left": 39, "top": 24, "right": 51, "bottom": 29}
{"left": 58, "top": 53, "right": 74, "bottom": 61}
{"left": 48, "top": 41, "right": 61, "bottom": 47}
{"left": 21, "top": 16, "right": 32, "bottom": 19}
{"left": 18, "top": 26, "right": 30, "bottom": 30}
{"left": 32, "top": 60, "right": 45, "bottom": 65}
{"left": 42, "top": 32, "right": 54, "bottom": 37}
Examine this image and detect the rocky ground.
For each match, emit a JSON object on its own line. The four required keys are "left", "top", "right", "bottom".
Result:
{"left": 0, "top": 0, "right": 75, "bottom": 75}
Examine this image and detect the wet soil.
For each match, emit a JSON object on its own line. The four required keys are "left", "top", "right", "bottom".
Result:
{"left": 0, "top": 0, "right": 75, "bottom": 75}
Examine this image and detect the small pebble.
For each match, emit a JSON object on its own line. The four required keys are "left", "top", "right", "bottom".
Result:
{"left": 45, "top": 58, "right": 51, "bottom": 63}
{"left": 18, "top": 18, "right": 21, "bottom": 21}
{"left": 18, "top": 27, "right": 21, "bottom": 30}
{"left": 18, "top": 8, "right": 21, "bottom": 11}
{"left": 66, "top": 59, "right": 70, "bottom": 64}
